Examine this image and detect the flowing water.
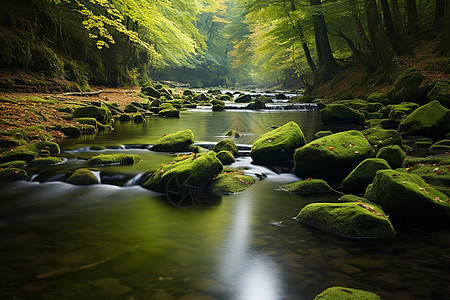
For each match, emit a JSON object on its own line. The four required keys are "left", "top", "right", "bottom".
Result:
{"left": 1, "top": 110, "right": 450, "bottom": 300}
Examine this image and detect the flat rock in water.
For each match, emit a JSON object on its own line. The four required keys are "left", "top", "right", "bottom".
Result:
{"left": 152, "top": 129, "right": 194, "bottom": 152}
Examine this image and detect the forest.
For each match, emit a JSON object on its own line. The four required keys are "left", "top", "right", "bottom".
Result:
{"left": 0, "top": 0, "right": 448, "bottom": 92}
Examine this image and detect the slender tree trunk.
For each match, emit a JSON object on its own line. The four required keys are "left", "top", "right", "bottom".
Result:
{"left": 380, "top": 0, "right": 403, "bottom": 56}
{"left": 310, "top": 0, "right": 338, "bottom": 72}
{"left": 433, "top": 0, "right": 445, "bottom": 30}
{"left": 391, "top": 0, "right": 413, "bottom": 54}
{"left": 406, "top": 0, "right": 419, "bottom": 35}
{"left": 348, "top": 0, "right": 373, "bottom": 56}
{"left": 365, "top": 0, "right": 395, "bottom": 72}
{"left": 440, "top": 0, "right": 450, "bottom": 53}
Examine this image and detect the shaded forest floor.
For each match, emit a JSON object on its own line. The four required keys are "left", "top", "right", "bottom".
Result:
{"left": 311, "top": 39, "right": 450, "bottom": 99}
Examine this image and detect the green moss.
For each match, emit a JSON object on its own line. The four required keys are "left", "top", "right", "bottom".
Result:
{"left": 365, "top": 169, "right": 450, "bottom": 222}
{"left": 76, "top": 118, "right": 98, "bottom": 127}
{"left": 365, "top": 102, "right": 384, "bottom": 113}
{"left": 212, "top": 104, "right": 224, "bottom": 111}
{"left": 97, "top": 123, "right": 113, "bottom": 131}
{"left": 119, "top": 114, "right": 132, "bottom": 121}
{"left": 73, "top": 105, "right": 111, "bottom": 124}
{"left": 398, "top": 101, "right": 450, "bottom": 138}
{"left": 342, "top": 158, "right": 391, "bottom": 193}
{"left": 250, "top": 121, "right": 306, "bottom": 163}
{"left": 375, "top": 145, "right": 406, "bottom": 169}
{"left": 367, "top": 92, "right": 389, "bottom": 105}
{"left": 61, "top": 125, "right": 81, "bottom": 137}
{"left": 427, "top": 82, "right": 450, "bottom": 107}
{"left": 315, "top": 130, "right": 333, "bottom": 138}
{"left": 313, "top": 286, "right": 381, "bottom": 300}
{"left": 245, "top": 99, "right": 266, "bottom": 109}
{"left": 79, "top": 125, "right": 96, "bottom": 135}
{"left": 388, "top": 67, "right": 424, "bottom": 104}
{"left": 430, "top": 140, "right": 450, "bottom": 152}
{"left": 133, "top": 114, "right": 145, "bottom": 123}
{"left": 288, "top": 95, "right": 315, "bottom": 103}
{"left": 225, "top": 129, "right": 240, "bottom": 138}
{"left": 141, "top": 86, "right": 161, "bottom": 98}
{"left": 235, "top": 94, "right": 252, "bottom": 103}
{"left": 152, "top": 129, "right": 194, "bottom": 152}
{"left": 0, "top": 147, "right": 37, "bottom": 164}
{"left": 124, "top": 104, "right": 139, "bottom": 113}
{"left": 214, "top": 139, "right": 239, "bottom": 158}
{"left": 294, "top": 130, "right": 372, "bottom": 179}
{"left": 0, "top": 160, "right": 27, "bottom": 168}
{"left": 56, "top": 106, "right": 76, "bottom": 113}
{"left": 297, "top": 201, "right": 395, "bottom": 239}
{"left": 210, "top": 170, "right": 255, "bottom": 194}
{"left": 65, "top": 168, "right": 99, "bottom": 185}
{"left": 0, "top": 167, "right": 29, "bottom": 182}
{"left": 31, "top": 156, "right": 63, "bottom": 166}
{"left": 387, "top": 102, "right": 419, "bottom": 119}
{"left": 281, "top": 179, "right": 331, "bottom": 195}
{"left": 399, "top": 159, "right": 449, "bottom": 196}
{"left": 28, "top": 141, "right": 60, "bottom": 155}
{"left": 142, "top": 151, "right": 223, "bottom": 193}
{"left": 216, "top": 150, "right": 235, "bottom": 165}
{"left": 320, "top": 104, "right": 365, "bottom": 125}
{"left": 0, "top": 136, "right": 21, "bottom": 148}
{"left": 89, "top": 154, "right": 142, "bottom": 166}
{"left": 211, "top": 99, "right": 225, "bottom": 108}
{"left": 363, "top": 126, "right": 402, "bottom": 149}
{"left": 158, "top": 106, "right": 179, "bottom": 118}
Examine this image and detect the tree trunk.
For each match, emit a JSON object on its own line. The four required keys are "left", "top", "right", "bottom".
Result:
{"left": 310, "top": 0, "right": 338, "bottom": 73}
{"left": 433, "top": 0, "right": 445, "bottom": 30}
{"left": 391, "top": 0, "right": 413, "bottom": 54}
{"left": 348, "top": 0, "right": 374, "bottom": 62}
{"left": 440, "top": 0, "right": 450, "bottom": 54}
{"left": 406, "top": 0, "right": 419, "bottom": 35}
{"left": 365, "top": 0, "right": 395, "bottom": 72}
{"left": 380, "top": 0, "right": 403, "bottom": 56}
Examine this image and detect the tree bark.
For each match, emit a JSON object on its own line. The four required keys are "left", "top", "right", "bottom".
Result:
{"left": 391, "top": 0, "right": 413, "bottom": 54}
{"left": 433, "top": 0, "right": 445, "bottom": 30}
{"left": 440, "top": 0, "right": 450, "bottom": 53}
{"left": 348, "top": 0, "right": 372, "bottom": 56}
{"left": 380, "top": 0, "right": 403, "bottom": 56}
{"left": 406, "top": 0, "right": 419, "bottom": 35}
{"left": 309, "top": 0, "right": 338, "bottom": 73}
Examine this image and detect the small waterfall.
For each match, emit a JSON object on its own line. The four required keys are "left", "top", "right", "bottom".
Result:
{"left": 124, "top": 172, "right": 146, "bottom": 187}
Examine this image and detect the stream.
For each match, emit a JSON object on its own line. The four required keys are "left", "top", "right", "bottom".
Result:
{"left": 1, "top": 109, "right": 450, "bottom": 300}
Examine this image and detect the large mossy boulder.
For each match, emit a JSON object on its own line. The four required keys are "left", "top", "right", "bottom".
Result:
{"left": 213, "top": 139, "right": 239, "bottom": 157}
{"left": 152, "top": 129, "right": 194, "bottom": 152}
{"left": 0, "top": 167, "right": 29, "bottom": 182}
{"left": 386, "top": 102, "right": 419, "bottom": 119}
{"left": 65, "top": 168, "right": 99, "bottom": 185}
{"left": 0, "top": 147, "right": 37, "bottom": 164}
{"left": 216, "top": 150, "right": 235, "bottom": 165}
{"left": 341, "top": 158, "right": 391, "bottom": 193}
{"left": 250, "top": 121, "right": 306, "bottom": 163}
{"left": 73, "top": 105, "right": 111, "bottom": 124}
{"left": 210, "top": 169, "right": 255, "bottom": 194}
{"left": 427, "top": 81, "right": 450, "bottom": 108}
{"left": 388, "top": 67, "right": 424, "bottom": 104}
{"left": 234, "top": 94, "right": 252, "bottom": 103}
{"left": 313, "top": 286, "right": 381, "bottom": 300}
{"left": 141, "top": 86, "right": 161, "bottom": 98}
{"left": 245, "top": 98, "right": 266, "bottom": 110}
{"left": 294, "top": 130, "right": 372, "bottom": 179}
{"left": 28, "top": 141, "right": 60, "bottom": 155}
{"left": 320, "top": 104, "right": 365, "bottom": 125}
{"left": 0, "top": 137, "right": 21, "bottom": 148}
{"left": 365, "top": 169, "right": 450, "bottom": 223}
{"left": 89, "top": 154, "right": 142, "bottom": 166}
{"left": 398, "top": 100, "right": 450, "bottom": 139}
{"left": 31, "top": 157, "right": 63, "bottom": 166}
{"left": 297, "top": 201, "right": 395, "bottom": 239}
{"left": 158, "top": 104, "right": 179, "bottom": 118}
{"left": 362, "top": 127, "right": 402, "bottom": 149}
{"left": 281, "top": 179, "right": 331, "bottom": 195}
{"left": 142, "top": 151, "right": 223, "bottom": 193}
{"left": 367, "top": 92, "right": 389, "bottom": 105}
{"left": 375, "top": 145, "right": 406, "bottom": 169}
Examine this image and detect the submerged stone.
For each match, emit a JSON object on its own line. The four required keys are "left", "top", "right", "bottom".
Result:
{"left": 89, "top": 154, "right": 142, "bottom": 166}
{"left": 313, "top": 286, "right": 381, "bottom": 300}
{"left": 152, "top": 129, "right": 194, "bottom": 152}
{"left": 210, "top": 169, "right": 255, "bottom": 194}
{"left": 65, "top": 168, "right": 99, "bottom": 185}
{"left": 294, "top": 130, "right": 372, "bottom": 179}
{"left": 234, "top": 94, "right": 252, "bottom": 103}
{"left": 365, "top": 169, "right": 450, "bottom": 223}
{"left": 297, "top": 201, "right": 395, "bottom": 239}
{"left": 250, "top": 121, "right": 306, "bottom": 163}
{"left": 341, "top": 158, "right": 391, "bottom": 193}
{"left": 281, "top": 179, "right": 331, "bottom": 195}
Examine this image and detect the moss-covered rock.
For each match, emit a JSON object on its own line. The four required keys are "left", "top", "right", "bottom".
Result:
{"left": 158, "top": 105, "right": 179, "bottom": 118}
{"left": 297, "top": 201, "right": 395, "bottom": 239}
{"left": 235, "top": 94, "right": 252, "bottom": 103}
{"left": 141, "top": 86, "right": 161, "bottom": 98}
{"left": 341, "top": 158, "right": 391, "bottom": 193}
{"left": 387, "top": 102, "right": 419, "bottom": 119}
{"left": 152, "top": 129, "right": 194, "bottom": 152}
{"left": 363, "top": 127, "right": 402, "bottom": 149}
{"left": 65, "top": 168, "right": 99, "bottom": 185}
{"left": 430, "top": 139, "right": 450, "bottom": 152}
{"left": 250, "top": 121, "right": 306, "bottom": 163}
{"left": 367, "top": 92, "right": 389, "bottom": 105}
{"left": 365, "top": 169, "right": 450, "bottom": 223}
{"left": 76, "top": 117, "right": 98, "bottom": 127}
{"left": 216, "top": 150, "right": 235, "bottom": 165}
{"left": 79, "top": 125, "right": 96, "bottom": 135}
{"left": 28, "top": 141, "right": 60, "bottom": 155}
{"left": 375, "top": 145, "right": 406, "bottom": 169}
{"left": 213, "top": 139, "right": 239, "bottom": 157}
{"left": 124, "top": 104, "right": 139, "bottom": 113}
{"left": 212, "top": 104, "right": 224, "bottom": 111}
{"left": 245, "top": 99, "right": 266, "bottom": 109}
{"left": 210, "top": 170, "right": 255, "bottom": 194}
{"left": 133, "top": 114, "right": 145, "bottom": 123}
{"left": 365, "top": 102, "right": 385, "bottom": 113}
{"left": 427, "top": 81, "right": 450, "bottom": 108}
{"left": 294, "top": 130, "right": 372, "bottom": 179}
{"left": 119, "top": 114, "right": 132, "bottom": 121}
{"left": 398, "top": 101, "right": 450, "bottom": 139}
{"left": 225, "top": 129, "right": 240, "bottom": 138}
{"left": 313, "top": 286, "right": 382, "bottom": 300}
{"left": 31, "top": 157, "right": 63, "bottom": 166}
{"left": 320, "top": 104, "right": 365, "bottom": 125}
{"left": 73, "top": 105, "right": 111, "bottom": 124}
{"left": 142, "top": 151, "right": 223, "bottom": 193}
{"left": 0, "top": 147, "right": 37, "bottom": 164}
{"left": 89, "top": 153, "right": 142, "bottom": 166}
{"left": 61, "top": 125, "right": 81, "bottom": 137}
{"left": 315, "top": 130, "right": 333, "bottom": 138}
{"left": 0, "top": 167, "right": 29, "bottom": 182}
{"left": 388, "top": 67, "right": 424, "bottom": 104}
{"left": 0, "top": 160, "right": 27, "bottom": 168}
{"left": 281, "top": 179, "right": 331, "bottom": 195}
{"left": 0, "top": 136, "right": 21, "bottom": 148}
